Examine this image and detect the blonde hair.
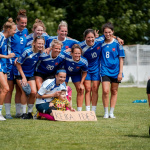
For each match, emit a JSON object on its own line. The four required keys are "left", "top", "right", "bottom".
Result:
{"left": 3, "top": 18, "right": 15, "bottom": 31}
{"left": 32, "top": 36, "right": 45, "bottom": 53}
{"left": 16, "top": 9, "right": 27, "bottom": 21}
{"left": 58, "top": 20, "right": 68, "bottom": 30}
{"left": 51, "top": 39, "right": 63, "bottom": 48}
{"left": 32, "top": 19, "right": 46, "bottom": 32}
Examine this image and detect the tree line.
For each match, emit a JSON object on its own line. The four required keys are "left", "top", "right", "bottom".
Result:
{"left": 0, "top": 0, "right": 150, "bottom": 44}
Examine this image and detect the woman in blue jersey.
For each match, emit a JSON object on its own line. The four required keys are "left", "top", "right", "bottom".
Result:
{"left": 78, "top": 29, "right": 105, "bottom": 113}
{"left": 46, "top": 21, "right": 78, "bottom": 51}
{"left": 0, "top": 18, "right": 16, "bottom": 121}
{"left": 4, "top": 9, "right": 29, "bottom": 119}
{"left": 100, "top": 22, "right": 125, "bottom": 118}
{"left": 15, "top": 36, "right": 45, "bottom": 119}
{"left": 62, "top": 44, "right": 88, "bottom": 111}
{"left": 35, "top": 39, "right": 65, "bottom": 90}
{"left": 26, "top": 19, "right": 49, "bottom": 47}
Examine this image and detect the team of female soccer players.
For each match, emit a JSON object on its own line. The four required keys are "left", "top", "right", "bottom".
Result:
{"left": 0, "top": 9, "right": 125, "bottom": 120}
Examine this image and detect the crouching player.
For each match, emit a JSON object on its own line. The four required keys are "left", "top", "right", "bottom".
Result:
{"left": 36, "top": 69, "right": 74, "bottom": 116}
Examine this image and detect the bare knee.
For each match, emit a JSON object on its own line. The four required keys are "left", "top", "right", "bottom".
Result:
{"left": 103, "top": 89, "right": 109, "bottom": 96}
{"left": 111, "top": 89, "right": 118, "bottom": 95}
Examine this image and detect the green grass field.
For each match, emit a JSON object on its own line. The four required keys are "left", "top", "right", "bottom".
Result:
{"left": 0, "top": 83, "right": 149, "bottom": 150}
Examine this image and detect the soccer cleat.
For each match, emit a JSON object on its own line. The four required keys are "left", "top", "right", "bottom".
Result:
{"left": 109, "top": 113, "right": 116, "bottom": 118}
{"left": 5, "top": 114, "right": 13, "bottom": 119}
{"left": 21, "top": 113, "right": 29, "bottom": 119}
{"left": 15, "top": 113, "right": 22, "bottom": 118}
{"left": 0, "top": 114, "right": 6, "bottom": 121}
{"left": 33, "top": 111, "right": 41, "bottom": 120}
{"left": 27, "top": 112, "right": 33, "bottom": 119}
{"left": 103, "top": 114, "right": 109, "bottom": 118}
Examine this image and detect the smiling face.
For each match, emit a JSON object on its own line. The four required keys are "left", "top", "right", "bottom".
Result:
{"left": 8, "top": 25, "right": 16, "bottom": 37}
{"left": 33, "top": 38, "right": 45, "bottom": 52}
{"left": 71, "top": 48, "right": 81, "bottom": 62}
{"left": 57, "top": 26, "right": 68, "bottom": 40}
{"left": 58, "top": 91, "right": 67, "bottom": 101}
{"left": 34, "top": 26, "right": 44, "bottom": 37}
{"left": 16, "top": 17, "right": 27, "bottom": 31}
{"left": 55, "top": 72, "right": 66, "bottom": 85}
{"left": 103, "top": 27, "right": 114, "bottom": 41}
{"left": 51, "top": 44, "right": 62, "bottom": 58}
{"left": 85, "top": 32, "right": 95, "bottom": 46}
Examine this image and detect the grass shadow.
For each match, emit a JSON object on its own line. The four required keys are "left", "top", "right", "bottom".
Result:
{"left": 125, "top": 135, "right": 150, "bottom": 138}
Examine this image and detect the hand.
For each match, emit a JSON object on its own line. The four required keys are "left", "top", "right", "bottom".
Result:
{"left": 14, "top": 57, "right": 18, "bottom": 65}
{"left": 78, "top": 83, "right": 84, "bottom": 94}
{"left": 43, "top": 47, "right": 52, "bottom": 55}
{"left": 53, "top": 91, "right": 61, "bottom": 97}
{"left": 117, "top": 73, "right": 122, "bottom": 81}
{"left": 7, "top": 53, "right": 15, "bottom": 59}
{"left": 94, "top": 30, "right": 99, "bottom": 38}
{"left": 65, "top": 48, "right": 71, "bottom": 52}
{"left": 20, "top": 77, "right": 28, "bottom": 86}
{"left": 49, "top": 102, "right": 54, "bottom": 107}
{"left": 70, "top": 107, "right": 76, "bottom": 112}
{"left": 117, "top": 38, "right": 124, "bottom": 45}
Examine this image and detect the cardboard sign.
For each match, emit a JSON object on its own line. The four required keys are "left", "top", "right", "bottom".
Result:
{"left": 52, "top": 110, "right": 97, "bottom": 121}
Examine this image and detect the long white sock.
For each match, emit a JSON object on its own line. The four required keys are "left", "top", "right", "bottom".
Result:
{"left": 110, "top": 107, "right": 114, "bottom": 114}
{"left": 77, "top": 107, "right": 82, "bottom": 111}
{"left": 0, "top": 105, "right": 3, "bottom": 115}
{"left": 92, "top": 106, "right": 97, "bottom": 113}
{"left": 104, "top": 107, "right": 108, "bottom": 114}
{"left": 28, "top": 104, "right": 34, "bottom": 113}
{"left": 15, "top": 103, "right": 21, "bottom": 115}
{"left": 86, "top": 106, "right": 90, "bottom": 111}
{"left": 4, "top": 103, "right": 11, "bottom": 115}
{"left": 21, "top": 104, "right": 26, "bottom": 114}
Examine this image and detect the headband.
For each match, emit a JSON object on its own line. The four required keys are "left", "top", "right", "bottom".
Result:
{"left": 56, "top": 69, "right": 66, "bottom": 74}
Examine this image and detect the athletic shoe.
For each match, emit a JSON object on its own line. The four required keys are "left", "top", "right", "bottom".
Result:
{"left": 0, "top": 114, "right": 6, "bottom": 121}
{"left": 5, "top": 114, "right": 13, "bottom": 119}
{"left": 15, "top": 113, "right": 22, "bottom": 118}
{"left": 21, "top": 113, "right": 29, "bottom": 119}
{"left": 27, "top": 112, "right": 33, "bottom": 119}
{"left": 33, "top": 111, "right": 41, "bottom": 120}
{"left": 109, "top": 113, "right": 116, "bottom": 118}
{"left": 103, "top": 114, "right": 109, "bottom": 118}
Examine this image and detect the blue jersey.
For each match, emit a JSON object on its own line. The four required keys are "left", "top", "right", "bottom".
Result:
{"left": 0, "top": 32, "right": 8, "bottom": 73}
{"left": 15, "top": 47, "right": 41, "bottom": 77}
{"left": 36, "top": 78, "right": 66, "bottom": 104}
{"left": 62, "top": 51, "right": 88, "bottom": 75}
{"left": 46, "top": 36, "right": 79, "bottom": 51}
{"left": 26, "top": 33, "right": 50, "bottom": 47}
{"left": 78, "top": 35, "right": 105, "bottom": 73}
{"left": 7, "top": 26, "right": 28, "bottom": 64}
{"left": 100, "top": 38, "right": 125, "bottom": 78}
{"left": 35, "top": 51, "right": 65, "bottom": 74}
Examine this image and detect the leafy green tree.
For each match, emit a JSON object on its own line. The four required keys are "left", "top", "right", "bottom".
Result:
{"left": 0, "top": 0, "right": 65, "bottom": 35}
{"left": 49, "top": 0, "right": 150, "bottom": 44}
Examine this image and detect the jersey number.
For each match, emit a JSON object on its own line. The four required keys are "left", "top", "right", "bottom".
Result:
{"left": 20, "top": 37, "right": 23, "bottom": 44}
{"left": 91, "top": 52, "right": 97, "bottom": 58}
{"left": 106, "top": 52, "right": 110, "bottom": 58}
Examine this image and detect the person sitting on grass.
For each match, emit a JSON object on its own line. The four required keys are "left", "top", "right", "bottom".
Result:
{"left": 48, "top": 89, "right": 75, "bottom": 116}
{"left": 36, "top": 68, "right": 67, "bottom": 115}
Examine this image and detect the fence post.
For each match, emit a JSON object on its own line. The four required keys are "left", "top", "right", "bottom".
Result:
{"left": 137, "top": 44, "right": 139, "bottom": 87}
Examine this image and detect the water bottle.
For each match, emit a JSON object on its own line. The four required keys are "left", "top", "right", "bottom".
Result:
{"left": 132, "top": 99, "right": 147, "bottom": 103}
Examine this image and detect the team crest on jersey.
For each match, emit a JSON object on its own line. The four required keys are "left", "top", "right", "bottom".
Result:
{"left": 55, "top": 62, "right": 58, "bottom": 65}
{"left": 65, "top": 46, "right": 69, "bottom": 49}
{"left": 24, "top": 34, "right": 26, "bottom": 37}
{"left": 76, "top": 66, "right": 80, "bottom": 69}
{"left": 112, "top": 48, "right": 115, "bottom": 51}
{"left": 97, "top": 46, "right": 100, "bottom": 50}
